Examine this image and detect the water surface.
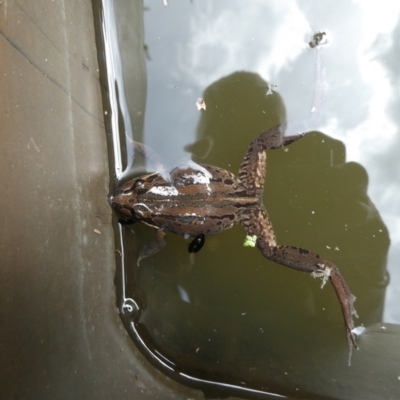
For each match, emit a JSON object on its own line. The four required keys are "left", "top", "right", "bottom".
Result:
{"left": 101, "top": 1, "right": 400, "bottom": 398}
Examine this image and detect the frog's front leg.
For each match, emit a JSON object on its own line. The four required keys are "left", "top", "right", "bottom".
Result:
{"left": 128, "top": 139, "right": 166, "bottom": 174}
{"left": 237, "top": 124, "right": 305, "bottom": 198}
{"left": 137, "top": 229, "right": 166, "bottom": 266}
{"left": 241, "top": 206, "right": 358, "bottom": 362}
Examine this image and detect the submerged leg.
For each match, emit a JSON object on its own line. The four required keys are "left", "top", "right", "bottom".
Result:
{"left": 265, "top": 245, "right": 357, "bottom": 352}
{"left": 126, "top": 138, "right": 166, "bottom": 173}
{"left": 241, "top": 206, "right": 358, "bottom": 362}
{"left": 137, "top": 229, "right": 166, "bottom": 266}
{"left": 121, "top": 123, "right": 164, "bottom": 170}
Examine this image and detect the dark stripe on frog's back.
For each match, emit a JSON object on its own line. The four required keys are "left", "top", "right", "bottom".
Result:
{"left": 137, "top": 168, "right": 260, "bottom": 231}
{"left": 134, "top": 164, "right": 260, "bottom": 235}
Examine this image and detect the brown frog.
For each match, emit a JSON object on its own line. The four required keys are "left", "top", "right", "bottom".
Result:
{"left": 111, "top": 123, "right": 358, "bottom": 361}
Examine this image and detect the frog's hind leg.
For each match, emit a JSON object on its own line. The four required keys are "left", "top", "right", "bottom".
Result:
{"left": 241, "top": 206, "right": 358, "bottom": 364}
{"left": 237, "top": 124, "right": 305, "bottom": 197}
{"left": 137, "top": 229, "right": 166, "bottom": 266}
{"left": 268, "top": 244, "right": 357, "bottom": 364}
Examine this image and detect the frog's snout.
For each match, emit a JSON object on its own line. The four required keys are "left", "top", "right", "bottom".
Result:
{"left": 109, "top": 189, "right": 123, "bottom": 210}
{"left": 110, "top": 198, "right": 122, "bottom": 211}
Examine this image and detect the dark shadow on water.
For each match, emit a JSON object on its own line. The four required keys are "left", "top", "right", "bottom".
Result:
{"left": 117, "top": 70, "right": 392, "bottom": 399}
{"left": 194, "top": 71, "right": 390, "bottom": 324}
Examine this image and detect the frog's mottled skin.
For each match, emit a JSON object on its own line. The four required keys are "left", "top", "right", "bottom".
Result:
{"left": 111, "top": 124, "right": 358, "bottom": 360}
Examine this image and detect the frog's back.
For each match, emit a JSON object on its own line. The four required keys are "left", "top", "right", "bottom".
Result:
{"left": 135, "top": 164, "right": 259, "bottom": 236}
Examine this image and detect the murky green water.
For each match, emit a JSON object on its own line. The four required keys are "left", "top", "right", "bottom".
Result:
{"left": 95, "top": 1, "right": 400, "bottom": 398}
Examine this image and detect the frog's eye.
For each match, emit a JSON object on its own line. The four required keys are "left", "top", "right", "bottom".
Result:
{"left": 133, "top": 179, "right": 145, "bottom": 189}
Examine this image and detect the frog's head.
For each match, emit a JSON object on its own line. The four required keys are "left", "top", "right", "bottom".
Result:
{"left": 110, "top": 172, "right": 161, "bottom": 221}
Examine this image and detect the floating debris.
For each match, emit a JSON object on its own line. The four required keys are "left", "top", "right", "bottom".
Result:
{"left": 243, "top": 235, "right": 257, "bottom": 247}
{"left": 351, "top": 326, "right": 366, "bottom": 337}
{"left": 196, "top": 98, "right": 206, "bottom": 110}
{"left": 266, "top": 84, "right": 277, "bottom": 96}
{"left": 309, "top": 32, "right": 327, "bottom": 48}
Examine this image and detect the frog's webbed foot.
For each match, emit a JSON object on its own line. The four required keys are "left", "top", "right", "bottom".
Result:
{"left": 137, "top": 229, "right": 166, "bottom": 266}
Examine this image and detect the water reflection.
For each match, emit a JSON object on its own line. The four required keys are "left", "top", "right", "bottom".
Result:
{"left": 114, "top": 36, "right": 392, "bottom": 400}
{"left": 140, "top": 0, "right": 400, "bottom": 326}
{"left": 189, "top": 70, "right": 390, "bottom": 326}
{"left": 99, "top": 0, "right": 400, "bottom": 398}
{"left": 374, "top": 14, "right": 400, "bottom": 323}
